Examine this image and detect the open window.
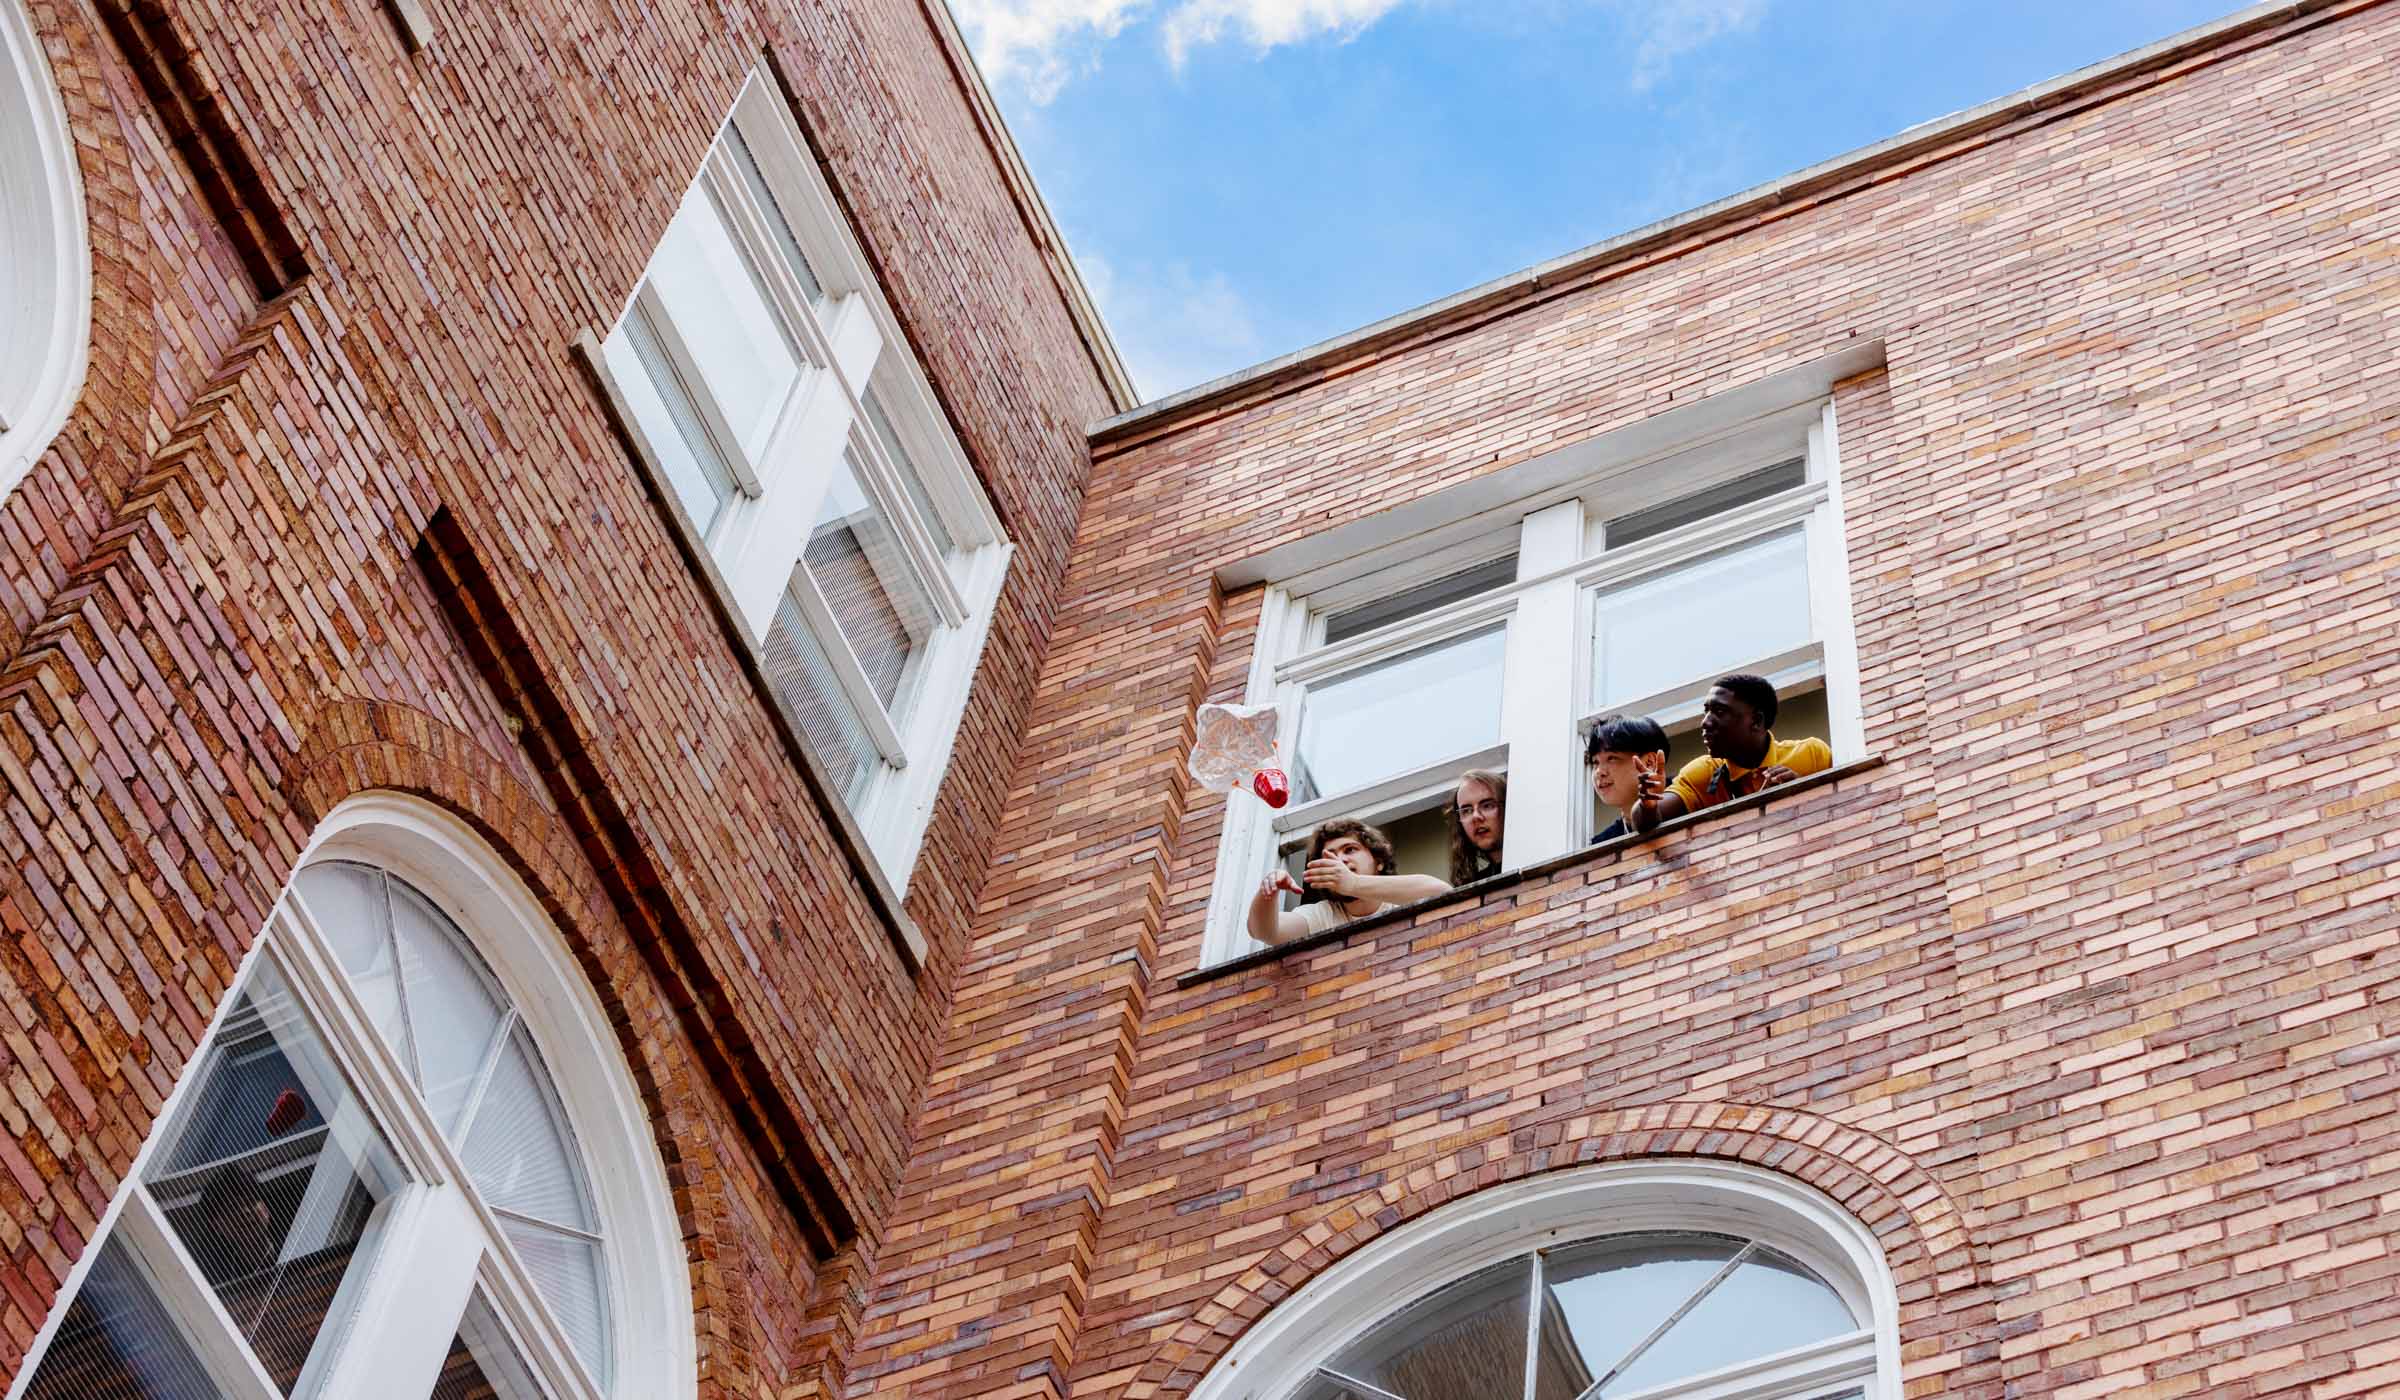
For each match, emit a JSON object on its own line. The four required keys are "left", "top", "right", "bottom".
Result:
{"left": 589, "top": 70, "right": 1012, "bottom": 893}
{"left": 1203, "top": 393, "right": 1862, "bottom": 967}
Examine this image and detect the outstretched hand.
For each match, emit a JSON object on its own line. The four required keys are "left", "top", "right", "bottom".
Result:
{"left": 1259, "top": 870, "right": 1304, "bottom": 901}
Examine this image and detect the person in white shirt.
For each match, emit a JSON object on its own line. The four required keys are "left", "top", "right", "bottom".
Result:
{"left": 1247, "top": 818, "right": 1449, "bottom": 946}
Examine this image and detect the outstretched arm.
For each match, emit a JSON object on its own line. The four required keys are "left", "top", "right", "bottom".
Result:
{"left": 1304, "top": 858, "right": 1450, "bottom": 905}
{"left": 1247, "top": 871, "right": 1313, "bottom": 945}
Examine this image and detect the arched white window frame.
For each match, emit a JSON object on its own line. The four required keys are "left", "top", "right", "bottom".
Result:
{"left": 6, "top": 793, "right": 696, "bottom": 1400}
{"left": 1192, "top": 1160, "right": 1903, "bottom": 1400}
{"left": 0, "top": 0, "right": 91, "bottom": 495}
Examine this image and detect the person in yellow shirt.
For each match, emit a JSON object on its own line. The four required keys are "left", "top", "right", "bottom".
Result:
{"left": 1625, "top": 673, "right": 1832, "bottom": 834}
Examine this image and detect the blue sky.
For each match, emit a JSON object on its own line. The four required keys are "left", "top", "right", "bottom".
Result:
{"left": 949, "top": 0, "right": 2258, "bottom": 402}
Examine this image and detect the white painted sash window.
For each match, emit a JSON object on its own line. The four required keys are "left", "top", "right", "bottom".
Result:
{"left": 0, "top": 0, "right": 91, "bottom": 495}
{"left": 1205, "top": 393, "right": 1864, "bottom": 966}
{"left": 10, "top": 800, "right": 694, "bottom": 1400}
{"left": 593, "top": 71, "right": 1012, "bottom": 891}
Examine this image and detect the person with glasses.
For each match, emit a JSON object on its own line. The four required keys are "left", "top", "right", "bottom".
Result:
{"left": 1247, "top": 819, "right": 1449, "bottom": 945}
{"left": 1447, "top": 769, "right": 1508, "bottom": 884}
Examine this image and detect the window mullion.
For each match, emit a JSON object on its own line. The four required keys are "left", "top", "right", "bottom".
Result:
{"left": 1499, "top": 500, "right": 1582, "bottom": 868}
{"left": 307, "top": 1184, "right": 488, "bottom": 1400}
{"left": 114, "top": 1189, "right": 283, "bottom": 1400}
{"left": 450, "top": 1006, "right": 520, "bottom": 1147}
{"left": 633, "top": 285, "right": 765, "bottom": 496}
{"left": 848, "top": 421, "right": 967, "bottom": 624}
{"left": 784, "top": 568, "right": 911, "bottom": 763}
{"left": 1806, "top": 403, "right": 1866, "bottom": 763}
{"left": 1522, "top": 1249, "right": 1547, "bottom": 1400}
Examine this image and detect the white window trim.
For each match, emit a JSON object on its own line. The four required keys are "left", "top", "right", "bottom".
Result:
{"left": 0, "top": 0, "right": 91, "bottom": 496}
{"left": 7, "top": 794, "right": 696, "bottom": 1400}
{"left": 589, "top": 69, "right": 1013, "bottom": 896}
{"left": 1188, "top": 1159, "right": 1902, "bottom": 1400}
{"left": 1201, "top": 402, "right": 1861, "bottom": 967}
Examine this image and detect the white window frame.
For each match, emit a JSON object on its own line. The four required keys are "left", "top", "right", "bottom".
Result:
{"left": 1202, "top": 401, "right": 1862, "bottom": 967}
{"left": 7, "top": 794, "right": 696, "bottom": 1400}
{"left": 1189, "top": 1160, "right": 1902, "bottom": 1400}
{"left": 0, "top": 0, "right": 91, "bottom": 496}
{"left": 589, "top": 70, "right": 1013, "bottom": 892}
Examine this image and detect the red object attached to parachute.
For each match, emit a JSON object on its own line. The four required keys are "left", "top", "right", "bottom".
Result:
{"left": 1252, "top": 768, "right": 1290, "bottom": 808}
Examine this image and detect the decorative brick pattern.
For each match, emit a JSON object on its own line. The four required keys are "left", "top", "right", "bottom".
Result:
{"left": 0, "top": 0, "right": 1115, "bottom": 1396}
{"left": 851, "top": 3, "right": 2400, "bottom": 1397}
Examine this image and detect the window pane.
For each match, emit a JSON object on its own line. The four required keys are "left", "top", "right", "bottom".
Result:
{"left": 604, "top": 312, "right": 738, "bottom": 535}
{"left": 461, "top": 1028, "right": 597, "bottom": 1235}
{"left": 21, "top": 1238, "right": 227, "bottom": 1400}
{"left": 388, "top": 881, "right": 509, "bottom": 1138}
{"left": 1589, "top": 529, "right": 1809, "bottom": 711}
{"left": 724, "top": 126, "right": 825, "bottom": 305}
{"left": 1321, "top": 554, "right": 1518, "bottom": 644}
{"left": 462, "top": 1026, "right": 609, "bottom": 1385}
{"left": 500, "top": 1219, "right": 608, "bottom": 1389}
{"left": 291, "top": 863, "right": 406, "bottom": 1071}
{"left": 144, "top": 959, "right": 404, "bottom": 1394}
{"left": 762, "top": 596, "right": 882, "bottom": 805}
{"left": 648, "top": 185, "right": 802, "bottom": 461}
{"left": 1603, "top": 1248, "right": 1854, "bottom": 1396}
{"left": 429, "top": 1293, "right": 550, "bottom": 1400}
{"left": 1326, "top": 1255, "right": 1530, "bottom": 1399}
{"left": 1604, "top": 458, "right": 1805, "bottom": 549}
{"left": 863, "top": 387, "right": 957, "bottom": 559}
{"left": 806, "top": 451, "right": 939, "bottom": 710}
{"left": 1540, "top": 1234, "right": 1740, "bottom": 1389}
{"left": 1294, "top": 626, "right": 1505, "bottom": 801}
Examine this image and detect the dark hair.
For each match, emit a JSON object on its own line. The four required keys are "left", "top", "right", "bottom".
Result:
{"left": 1304, "top": 818, "right": 1397, "bottom": 902}
{"left": 1715, "top": 673, "right": 1779, "bottom": 729}
{"left": 1585, "top": 714, "right": 1669, "bottom": 763}
{"left": 1446, "top": 769, "right": 1507, "bottom": 886}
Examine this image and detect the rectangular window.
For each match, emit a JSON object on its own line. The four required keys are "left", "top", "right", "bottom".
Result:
{"left": 1204, "top": 401, "right": 1859, "bottom": 965}
{"left": 592, "top": 71, "right": 1014, "bottom": 893}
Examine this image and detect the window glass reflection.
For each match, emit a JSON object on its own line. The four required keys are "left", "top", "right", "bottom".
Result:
{"left": 143, "top": 958, "right": 404, "bottom": 1393}
{"left": 20, "top": 1238, "right": 226, "bottom": 1400}
{"left": 1323, "top": 1256, "right": 1530, "bottom": 1399}
{"left": 1296, "top": 627, "right": 1505, "bottom": 802}
{"left": 1589, "top": 530, "right": 1808, "bottom": 711}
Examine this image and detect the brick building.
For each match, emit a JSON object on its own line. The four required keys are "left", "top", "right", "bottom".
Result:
{"left": 0, "top": 0, "right": 2396, "bottom": 1398}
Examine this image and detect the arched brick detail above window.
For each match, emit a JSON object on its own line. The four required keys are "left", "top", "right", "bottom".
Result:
{"left": 1119, "top": 1101, "right": 1993, "bottom": 1400}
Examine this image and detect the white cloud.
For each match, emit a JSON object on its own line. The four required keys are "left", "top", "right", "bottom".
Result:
{"left": 1160, "top": 0, "right": 1411, "bottom": 66}
{"left": 953, "top": 0, "right": 1770, "bottom": 103}
{"left": 1076, "top": 248, "right": 1264, "bottom": 401}
{"left": 1626, "top": 0, "right": 1767, "bottom": 90}
{"left": 951, "top": 0, "right": 1151, "bottom": 102}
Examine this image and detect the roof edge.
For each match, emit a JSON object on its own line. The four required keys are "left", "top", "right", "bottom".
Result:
{"left": 1088, "top": 0, "right": 2368, "bottom": 448}
{"left": 922, "top": 0, "right": 1140, "bottom": 413}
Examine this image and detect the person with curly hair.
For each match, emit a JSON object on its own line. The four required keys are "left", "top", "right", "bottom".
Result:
{"left": 1247, "top": 818, "right": 1448, "bottom": 945}
{"left": 1446, "top": 769, "right": 1508, "bottom": 884}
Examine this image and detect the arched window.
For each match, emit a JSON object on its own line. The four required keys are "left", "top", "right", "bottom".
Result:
{"left": 1197, "top": 1162, "right": 1901, "bottom": 1400}
{"left": 0, "top": 0, "right": 90, "bottom": 494}
{"left": 10, "top": 797, "right": 693, "bottom": 1400}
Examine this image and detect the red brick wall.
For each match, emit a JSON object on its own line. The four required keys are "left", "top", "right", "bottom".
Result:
{"left": 0, "top": 0, "right": 1114, "bottom": 1395}
{"left": 850, "top": 3, "right": 2400, "bottom": 1396}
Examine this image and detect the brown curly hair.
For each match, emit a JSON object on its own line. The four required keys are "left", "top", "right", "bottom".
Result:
{"left": 1447, "top": 769, "right": 1507, "bottom": 886}
{"left": 1300, "top": 818, "right": 1397, "bottom": 904}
